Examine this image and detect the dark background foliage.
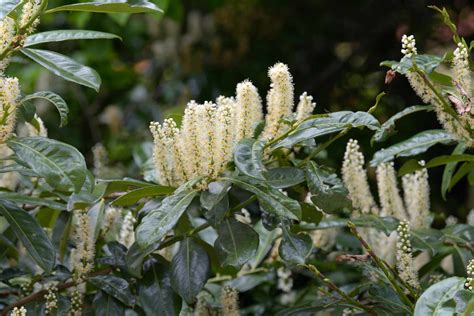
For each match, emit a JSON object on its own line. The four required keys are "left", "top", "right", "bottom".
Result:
{"left": 6, "top": 0, "right": 474, "bottom": 221}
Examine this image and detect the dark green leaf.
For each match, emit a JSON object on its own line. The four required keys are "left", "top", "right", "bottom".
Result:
{"left": 89, "top": 275, "right": 136, "bottom": 307}
{"left": 8, "top": 137, "right": 87, "bottom": 192}
{"left": 279, "top": 230, "right": 312, "bottom": 264}
{"left": 372, "top": 105, "right": 433, "bottom": 143}
{"left": 214, "top": 218, "right": 259, "bottom": 267}
{"left": 300, "top": 202, "right": 323, "bottom": 224}
{"left": 171, "top": 237, "right": 210, "bottom": 304}
{"left": 93, "top": 291, "right": 126, "bottom": 316}
{"left": 138, "top": 257, "right": 181, "bottom": 316}
{"left": 273, "top": 111, "right": 380, "bottom": 149}
{"left": 0, "top": 192, "right": 65, "bottom": 210}
{"left": 414, "top": 277, "right": 465, "bottom": 316}
{"left": 223, "top": 176, "right": 301, "bottom": 220}
{"left": 21, "top": 48, "right": 101, "bottom": 91}
{"left": 234, "top": 138, "right": 266, "bottom": 180}
{"left": 20, "top": 91, "right": 69, "bottom": 127}
{"left": 0, "top": 199, "right": 55, "bottom": 273}
{"left": 370, "top": 130, "right": 455, "bottom": 166}
{"left": 24, "top": 30, "right": 121, "bottom": 47}
{"left": 111, "top": 185, "right": 174, "bottom": 206}
{"left": 136, "top": 187, "right": 197, "bottom": 248}
{"left": 264, "top": 167, "right": 305, "bottom": 189}
{"left": 126, "top": 241, "right": 160, "bottom": 278}
{"left": 449, "top": 161, "right": 474, "bottom": 191}
{"left": 443, "top": 143, "right": 467, "bottom": 199}
{"left": 47, "top": 0, "right": 163, "bottom": 14}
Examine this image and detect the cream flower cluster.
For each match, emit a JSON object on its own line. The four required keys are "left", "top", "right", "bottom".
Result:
{"left": 19, "top": 0, "right": 42, "bottom": 32}
{"left": 71, "top": 210, "right": 95, "bottom": 283}
{"left": 118, "top": 211, "right": 136, "bottom": 248}
{"left": 400, "top": 35, "right": 473, "bottom": 145}
{"left": 150, "top": 63, "right": 316, "bottom": 187}
{"left": 276, "top": 267, "right": 293, "bottom": 293}
{"left": 396, "top": 220, "right": 420, "bottom": 290}
{"left": 466, "top": 259, "right": 474, "bottom": 292}
{"left": 0, "top": 76, "right": 20, "bottom": 142}
{"left": 44, "top": 283, "right": 58, "bottom": 315}
{"left": 342, "top": 140, "right": 431, "bottom": 228}
{"left": 220, "top": 286, "right": 240, "bottom": 316}
{"left": 0, "top": 17, "right": 15, "bottom": 72}
{"left": 11, "top": 306, "right": 27, "bottom": 316}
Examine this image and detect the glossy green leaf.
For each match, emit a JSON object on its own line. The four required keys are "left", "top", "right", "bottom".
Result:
{"left": 454, "top": 290, "right": 474, "bottom": 315}
{"left": 370, "top": 130, "right": 455, "bottom": 166}
{"left": 234, "top": 138, "right": 266, "bottom": 180}
{"left": 138, "top": 257, "right": 181, "bottom": 316}
{"left": 214, "top": 219, "right": 259, "bottom": 267}
{"left": 0, "top": 0, "right": 21, "bottom": 19}
{"left": 372, "top": 105, "right": 433, "bottom": 143}
{"left": 24, "top": 30, "right": 121, "bottom": 47}
{"left": 223, "top": 176, "right": 301, "bottom": 220}
{"left": 21, "top": 48, "right": 101, "bottom": 91}
{"left": 449, "top": 162, "right": 474, "bottom": 191}
{"left": 171, "top": 237, "right": 210, "bottom": 305}
{"left": 0, "top": 199, "right": 55, "bottom": 273}
{"left": 442, "top": 143, "right": 467, "bottom": 199}
{"left": 111, "top": 185, "right": 174, "bottom": 206}
{"left": 279, "top": 230, "right": 312, "bottom": 264}
{"left": 136, "top": 187, "right": 197, "bottom": 248}
{"left": 92, "top": 291, "right": 126, "bottom": 316}
{"left": 0, "top": 192, "right": 65, "bottom": 210}
{"left": 380, "top": 54, "right": 444, "bottom": 75}
{"left": 126, "top": 242, "right": 160, "bottom": 278}
{"left": 7, "top": 137, "right": 87, "bottom": 192}
{"left": 273, "top": 111, "right": 380, "bottom": 149}
{"left": 414, "top": 277, "right": 465, "bottom": 316}
{"left": 47, "top": 0, "right": 163, "bottom": 14}
{"left": 89, "top": 275, "right": 136, "bottom": 307}
{"left": 20, "top": 91, "right": 69, "bottom": 127}
{"left": 250, "top": 220, "right": 279, "bottom": 269}
{"left": 264, "top": 167, "right": 305, "bottom": 189}
{"left": 306, "top": 162, "right": 351, "bottom": 214}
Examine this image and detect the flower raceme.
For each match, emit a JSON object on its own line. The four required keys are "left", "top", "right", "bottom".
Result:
{"left": 0, "top": 76, "right": 20, "bottom": 142}
{"left": 150, "top": 63, "right": 316, "bottom": 187}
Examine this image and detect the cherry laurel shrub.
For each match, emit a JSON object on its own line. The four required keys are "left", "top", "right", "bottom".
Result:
{"left": 0, "top": 3, "right": 473, "bottom": 316}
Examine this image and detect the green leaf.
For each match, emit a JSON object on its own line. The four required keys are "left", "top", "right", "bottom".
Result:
{"left": 223, "top": 176, "right": 301, "bottom": 220}
{"left": 7, "top": 137, "right": 87, "bottom": 192}
{"left": 234, "top": 138, "right": 266, "bottom": 180}
{"left": 442, "top": 143, "right": 467, "bottom": 199}
{"left": 214, "top": 218, "right": 259, "bottom": 267}
{"left": 279, "top": 229, "right": 312, "bottom": 264}
{"left": 0, "top": 199, "right": 55, "bottom": 273}
{"left": 136, "top": 187, "right": 197, "bottom": 248}
{"left": 126, "top": 242, "right": 159, "bottom": 278}
{"left": 370, "top": 130, "right": 455, "bottom": 166}
{"left": 414, "top": 277, "right": 465, "bottom": 316}
{"left": 371, "top": 105, "right": 434, "bottom": 143}
{"left": 454, "top": 290, "right": 474, "bottom": 315}
{"left": 380, "top": 54, "right": 444, "bottom": 75}
{"left": 449, "top": 162, "right": 474, "bottom": 191}
{"left": 264, "top": 167, "right": 305, "bottom": 189}
{"left": 92, "top": 291, "right": 126, "bottom": 316}
{"left": 20, "top": 91, "right": 69, "bottom": 127}
{"left": 24, "top": 30, "right": 121, "bottom": 47}
{"left": 170, "top": 237, "right": 210, "bottom": 305}
{"left": 21, "top": 48, "right": 101, "bottom": 91}
{"left": 306, "top": 162, "right": 351, "bottom": 214}
{"left": 138, "top": 257, "right": 181, "bottom": 316}
{"left": 0, "top": 192, "right": 65, "bottom": 210}
{"left": 46, "top": 0, "right": 163, "bottom": 14}
{"left": 111, "top": 185, "right": 174, "bottom": 206}
{"left": 89, "top": 275, "right": 136, "bottom": 307}
{"left": 273, "top": 111, "right": 380, "bottom": 149}
{"left": 0, "top": 0, "right": 21, "bottom": 19}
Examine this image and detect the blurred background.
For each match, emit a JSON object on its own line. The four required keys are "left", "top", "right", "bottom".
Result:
{"left": 5, "top": 0, "right": 474, "bottom": 222}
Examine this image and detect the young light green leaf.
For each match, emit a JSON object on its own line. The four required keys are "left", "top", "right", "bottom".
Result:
{"left": 0, "top": 0, "right": 21, "bottom": 19}
{"left": 273, "top": 111, "right": 380, "bottom": 149}
{"left": 0, "top": 199, "right": 55, "bottom": 273}
{"left": 89, "top": 275, "right": 136, "bottom": 307}
{"left": 234, "top": 138, "right": 266, "bottom": 180}
{"left": 20, "top": 91, "right": 69, "bottom": 127}
{"left": 46, "top": 0, "right": 163, "bottom": 14}
{"left": 136, "top": 188, "right": 197, "bottom": 248}
{"left": 214, "top": 219, "right": 259, "bottom": 268}
{"left": 370, "top": 130, "right": 455, "bottom": 166}
{"left": 24, "top": 30, "right": 121, "bottom": 47}
{"left": 414, "top": 277, "right": 465, "bottom": 316}
{"left": 171, "top": 238, "right": 210, "bottom": 305}
{"left": 371, "top": 105, "right": 434, "bottom": 143}
{"left": 21, "top": 48, "right": 101, "bottom": 91}
{"left": 7, "top": 137, "right": 87, "bottom": 192}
